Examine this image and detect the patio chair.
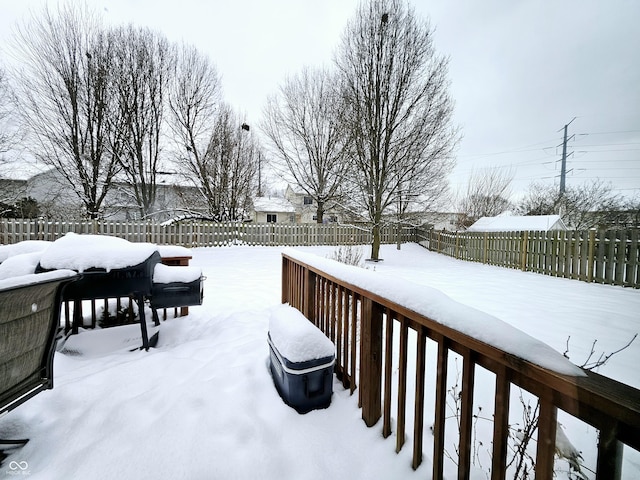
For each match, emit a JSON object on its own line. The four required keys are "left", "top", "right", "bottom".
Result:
{"left": 0, "top": 273, "right": 77, "bottom": 458}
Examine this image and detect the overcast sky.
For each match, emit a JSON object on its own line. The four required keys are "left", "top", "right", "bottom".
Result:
{"left": 1, "top": 0, "right": 639, "bottom": 201}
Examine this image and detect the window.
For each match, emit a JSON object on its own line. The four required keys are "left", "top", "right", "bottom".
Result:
{"left": 303, "top": 196, "right": 313, "bottom": 205}
{"left": 266, "top": 214, "right": 277, "bottom": 223}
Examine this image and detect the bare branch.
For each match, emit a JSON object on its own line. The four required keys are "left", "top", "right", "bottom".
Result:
{"left": 580, "top": 333, "right": 637, "bottom": 371}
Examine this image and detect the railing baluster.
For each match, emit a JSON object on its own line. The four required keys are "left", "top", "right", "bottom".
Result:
{"left": 596, "top": 423, "right": 623, "bottom": 480}
{"left": 458, "top": 348, "right": 475, "bottom": 480}
{"left": 330, "top": 281, "right": 337, "bottom": 344}
{"left": 336, "top": 285, "right": 344, "bottom": 382}
{"left": 432, "top": 336, "right": 448, "bottom": 480}
{"left": 412, "top": 326, "right": 426, "bottom": 470}
{"left": 396, "top": 314, "right": 408, "bottom": 454}
{"left": 535, "top": 390, "right": 557, "bottom": 480}
{"left": 491, "top": 365, "right": 510, "bottom": 480}
{"left": 319, "top": 277, "right": 326, "bottom": 334}
{"left": 341, "top": 287, "right": 350, "bottom": 389}
{"left": 351, "top": 292, "right": 358, "bottom": 396}
{"left": 382, "top": 307, "right": 394, "bottom": 438}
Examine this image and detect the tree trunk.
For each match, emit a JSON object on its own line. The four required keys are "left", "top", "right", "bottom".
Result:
{"left": 371, "top": 223, "right": 381, "bottom": 260}
{"left": 316, "top": 201, "right": 324, "bottom": 224}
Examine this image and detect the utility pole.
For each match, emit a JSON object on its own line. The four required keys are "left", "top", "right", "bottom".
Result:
{"left": 559, "top": 117, "right": 576, "bottom": 195}
{"left": 258, "top": 152, "right": 262, "bottom": 197}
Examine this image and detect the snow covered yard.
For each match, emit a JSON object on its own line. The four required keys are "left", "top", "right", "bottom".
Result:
{"left": 1, "top": 243, "right": 639, "bottom": 479}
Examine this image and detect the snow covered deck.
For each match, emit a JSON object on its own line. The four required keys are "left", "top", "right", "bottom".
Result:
{"left": 0, "top": 244, "right": 638, "bottom": 479}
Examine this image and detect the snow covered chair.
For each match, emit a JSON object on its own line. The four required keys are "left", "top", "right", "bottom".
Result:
{"left": 268, "top": 304, "right": 335, "bottom": 413}
{"left": 0, "top": 271, "right": 77, "bottom": 450}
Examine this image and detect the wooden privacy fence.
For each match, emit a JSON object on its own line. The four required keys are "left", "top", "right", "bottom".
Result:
{"left": 0, "top": 218, "right": 413, "bottom": 248}
{"left": 417, "top": 228, "right": 640, "bottom": 289}
{"left": 281, "top": 252, "right": 640, "bottom": 479}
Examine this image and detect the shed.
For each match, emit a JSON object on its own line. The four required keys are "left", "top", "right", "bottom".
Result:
{"left": 467, "top": 214, "right": 567, "bottom": 232}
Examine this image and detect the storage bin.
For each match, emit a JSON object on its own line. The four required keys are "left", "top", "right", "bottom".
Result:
{"left": 268, "top": 305, "right": 335, "bottom": 413}
{"left": 150, "top": 264, "right": 203, "bottom": 309}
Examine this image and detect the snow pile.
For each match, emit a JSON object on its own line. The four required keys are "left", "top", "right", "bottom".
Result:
{"left": 268, "top": 303, "right": 335, "bottom": 362}
{"left": 156, "top": 244, "right": 192, "bottom": 258}
{"left": 0, "top": 269, "right": 77, "bottom": 291}
{"left": 0, "top": 252, "right": 43, "bottom": 280}
{"left": 38, "top": 233, "right": 158, "bottom": 272}
{"left": 0, "top": 240, "right": 51, "bottom": 263}
{"left": 153, "top": 264, "right": 202, "bottom": 284}
{"left": 283, "top": 248, "right": 585, "bottom": 377}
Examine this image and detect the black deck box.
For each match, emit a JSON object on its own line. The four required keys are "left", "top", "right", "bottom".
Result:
{"left": 268, "top": 305, "right": 335, "bottom": 413}
{"left": 150, "top": 278, "right": 203, "bottom": 308}
{"left": 150, "top": 264, "right": 203, "bottom": 309}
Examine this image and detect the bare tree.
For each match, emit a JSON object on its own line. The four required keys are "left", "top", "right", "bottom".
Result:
{"left": 0, "top": 65, "right": 18, "bottom": 156}
{"left": 168, "top": 43, "right": 221, "bottom": 172}
{"left": 9, "top": 4, "right": 121, "bottom": 219}
{"left": 456, "top": 167, "right": 514, "bottom": 230}
{"left": 111, "top": 25, "right": 175, "bottom": 218}
{"left": 517, "top": 179, "right": 622, "bottom": 229}
{"left": 622, "top": 194, "right": 640, "bottom": 228}
{"left": 167, "top": 43, "right": 221, "bottom": 218}
{"left": 262, "top": 67, "right": 349, "bottom": 223}
{"left": 335, "top": 0, "right": 458, "bottom": 260}
{"left": 176, "top": 102, "right": 257, "bottom": 221}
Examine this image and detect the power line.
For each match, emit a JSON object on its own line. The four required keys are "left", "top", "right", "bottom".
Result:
{"left": 578, "top": 129, "right": 640, "bottom": 136}
{"left": 572, "top": 142, "right": 640, "bottom": 147}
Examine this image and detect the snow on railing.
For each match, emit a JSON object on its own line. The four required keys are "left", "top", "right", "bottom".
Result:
{"left": 281, "top": 249, "right": 640, "bottom": 479}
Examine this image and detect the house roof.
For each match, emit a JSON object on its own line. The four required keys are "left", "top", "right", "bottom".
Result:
{"left": 252, "top": 197, "right": 296, "bottom": 213}
{"left": 467, "top": 214, "right": 566, "bottom": 232}
{"left": 286, "top": 184, "right": 307, "bottom": 195}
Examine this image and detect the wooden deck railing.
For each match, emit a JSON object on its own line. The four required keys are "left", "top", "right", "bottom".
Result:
{"left": 281, "top": 251, "right": 640, "bottom": 479}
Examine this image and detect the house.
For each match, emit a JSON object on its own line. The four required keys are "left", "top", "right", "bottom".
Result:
{"left": 467, "top": 214, "right": 567, "bottom": 232}
{"left": 418, "top": 211, "right": 460, "bottom": 231}
{"left": 283, "top": 184, "right": 345, "bottom": 224}
{"left": 251, "top": 197, "right": 296, "bottom": 224}
{"left": 1, "top": 164, "right": 206, "bottom": 221}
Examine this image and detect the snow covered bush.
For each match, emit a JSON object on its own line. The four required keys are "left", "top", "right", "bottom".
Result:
{"left": 328, "top": 245, "right": 364, "bottom": 267}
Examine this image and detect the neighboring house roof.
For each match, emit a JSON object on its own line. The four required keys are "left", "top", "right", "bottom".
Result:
{"left": 252, "top": 197, "right": 296, "bottom": 213}
{"left": 285, "top": 184, "right": 308, "bottom": 196}
{"left": 467, "top": 215, "right": 567, "bottom": 232}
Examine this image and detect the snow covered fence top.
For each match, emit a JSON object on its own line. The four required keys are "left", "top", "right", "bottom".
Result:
{"left": 282, "top": 248, "right": 585, "bottom": 377}
{"left": 269, "top": 304, "right": 335, "bottom": 363}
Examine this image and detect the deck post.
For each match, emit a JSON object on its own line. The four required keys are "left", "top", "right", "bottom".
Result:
{"left": 360, "top": 297, "right": 383, "bottom": 427}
